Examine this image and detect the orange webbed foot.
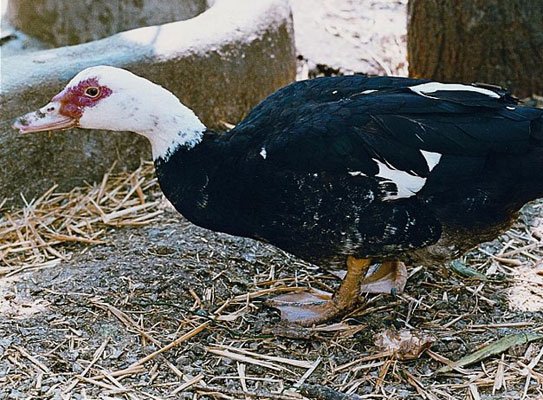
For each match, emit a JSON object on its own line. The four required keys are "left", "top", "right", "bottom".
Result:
{"left": 266, "top": 257, "right": 372, "bottom": 327}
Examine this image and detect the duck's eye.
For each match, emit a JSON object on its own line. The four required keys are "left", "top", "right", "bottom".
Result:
{"left": 85, "top": 87, "right": 100, "bottom": 98}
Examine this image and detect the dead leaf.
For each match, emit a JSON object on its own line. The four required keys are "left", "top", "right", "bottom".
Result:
{"left": 374, "top": 328, "right": 435, "bottom": 360}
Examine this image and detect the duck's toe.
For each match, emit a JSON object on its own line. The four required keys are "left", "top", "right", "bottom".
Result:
{"left": 359, "top": 260, "right": 408, "bottom": 294}
{"left": 265, "top": 289, "right": 342, "bottom": 326}
{"left": 266, "top": 256, "right": 371, "bottom": 327}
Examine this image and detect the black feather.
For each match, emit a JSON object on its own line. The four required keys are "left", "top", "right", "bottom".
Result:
{"left": 156, "top": 76, "right": 543, "bottom": 268}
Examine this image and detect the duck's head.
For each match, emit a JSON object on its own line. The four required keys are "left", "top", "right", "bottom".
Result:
{"left": 13, "top": 65, "right": 205, "bottom": 160}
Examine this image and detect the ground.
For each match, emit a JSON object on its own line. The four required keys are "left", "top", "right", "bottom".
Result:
{"left": 1, "top": 184, "right": 543, "bottom": 399}
{"left": 1, "top": 1, "right": 543, "bottom": 399}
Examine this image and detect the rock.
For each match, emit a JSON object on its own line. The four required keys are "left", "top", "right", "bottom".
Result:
{"left": 6, "top": 0, "right": 208, "bottom": 46}
{"left": 0, "top": 0, "right": 296, "bottom": 205}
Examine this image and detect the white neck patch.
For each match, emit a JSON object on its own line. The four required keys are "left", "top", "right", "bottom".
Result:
{"left": 146, "top": 105, "right": 206, "bottom": 162}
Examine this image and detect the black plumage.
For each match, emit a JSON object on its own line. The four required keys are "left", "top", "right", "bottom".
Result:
{"left": 155, "top": 76, "right": 543, "bottom": 269}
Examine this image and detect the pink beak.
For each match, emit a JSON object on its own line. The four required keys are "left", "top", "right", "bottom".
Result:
{"left": 12, "top": 102, "right": 77, "bottom": 133}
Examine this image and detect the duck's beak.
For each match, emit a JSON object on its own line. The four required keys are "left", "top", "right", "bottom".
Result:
{"left": 12, "top": 102, "right": 77, "bottom": 134}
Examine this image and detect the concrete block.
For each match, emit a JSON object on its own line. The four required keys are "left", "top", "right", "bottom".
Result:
{"left": 0, "top": 0, "right": 296, "bottom": 205}
{"left": 6, "top": 0, "right": 208, "bottom": 46}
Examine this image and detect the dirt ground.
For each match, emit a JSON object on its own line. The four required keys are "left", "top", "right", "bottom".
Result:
{"left": 1, "top": 1, "right": 543, "bottom": 399}
{"left": 2, "top": 195, "right": 543, "bottom": 399}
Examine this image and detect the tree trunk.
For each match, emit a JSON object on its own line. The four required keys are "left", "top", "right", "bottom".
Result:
{"left": 408, "top": 0, "right": 543, "bottom": 97}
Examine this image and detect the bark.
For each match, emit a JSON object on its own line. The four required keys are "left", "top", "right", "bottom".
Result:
{"left": 408, "top": 0, "right": 543, "bottom": 97}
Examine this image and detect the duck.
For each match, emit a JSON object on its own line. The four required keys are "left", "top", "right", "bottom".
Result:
{"left": 13, "top": 66, "right": 543, "bottom": 326}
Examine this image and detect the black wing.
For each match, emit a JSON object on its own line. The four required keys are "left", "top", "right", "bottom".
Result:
{"left": 212, "top": 77, "right": 542, "bottom": 262}
{"left": 229, "top": 76, "right": 542, "bottom": 181}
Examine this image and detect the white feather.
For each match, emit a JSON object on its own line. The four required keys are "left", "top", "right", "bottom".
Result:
{"left": 348, "top": 171, "right": 366, "bottom": 177}
{"left": 374, "top": 159, "right": 426, "bottom": 200}
{"left": 420, "top": 150, "right": 442, "bottom": 171}
{"left": 409, "top": 82, "right": 500, "bottom": 99}
{"left": 68, "top": 66, "right": 205, "bottom": 161}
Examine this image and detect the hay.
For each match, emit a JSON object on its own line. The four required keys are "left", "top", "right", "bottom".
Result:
{"left": 0, "top": 162, "right": 164, "bottom": 276}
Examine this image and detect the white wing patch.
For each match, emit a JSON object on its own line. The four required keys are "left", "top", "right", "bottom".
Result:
{"left": 409, "top": 82, "right": 500, "bottom": 99}
{"left": 348, "top": 171, "right": 367, "bottom": 177}
{"left": 374, "top": 159, "right": 427, "bottom": 200}
{"left": 259, "top": 147, "right": 267, "bottom": 159}
{"left": 361, "top": 89, "right": 377, "bottom": 95}
{"left": 420, "top": 150, "right": 442, "bottom": 171}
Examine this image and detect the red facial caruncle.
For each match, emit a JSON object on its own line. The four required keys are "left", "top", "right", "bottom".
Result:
{"left": 53, "top": 77, "right": 112, "bottom": 119}
{"left": 12, "top": 76, "right": 114, "bottom": 134}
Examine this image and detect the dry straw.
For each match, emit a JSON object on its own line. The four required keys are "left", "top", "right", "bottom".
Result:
{"left": 0, "top": 162, "right": 163, "bottom": 276}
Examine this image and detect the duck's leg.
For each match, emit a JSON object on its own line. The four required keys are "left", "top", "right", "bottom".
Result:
{"left": 266, "top": 257, "right": 371, "bottom": 326}
{"left": 359, "top": 260, "right": 407, "bottom": 294}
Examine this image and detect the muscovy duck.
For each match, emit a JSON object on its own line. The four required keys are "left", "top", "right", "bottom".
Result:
{"left": 13, "top": 66, "right": 543, "bottom": 326}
